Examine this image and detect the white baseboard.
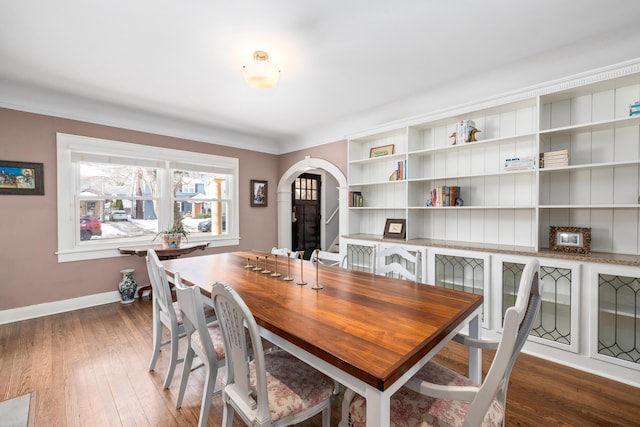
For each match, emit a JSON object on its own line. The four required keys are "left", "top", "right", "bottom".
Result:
{"left": 0, "top": 291, "right": 123, "bottom": 325}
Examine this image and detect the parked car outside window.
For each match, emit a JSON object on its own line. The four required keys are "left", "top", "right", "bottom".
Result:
{"left": 80, "top": 217, "right": 102, "bottom": 241}
{"left": 110, "top": 210, "right": 128, "bottom": 221}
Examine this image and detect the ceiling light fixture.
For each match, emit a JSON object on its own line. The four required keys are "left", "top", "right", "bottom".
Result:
{"left": 242, "top": 50, "right": 280, "bottom": 89}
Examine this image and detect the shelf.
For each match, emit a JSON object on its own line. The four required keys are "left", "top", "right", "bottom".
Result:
{"left": 409, "top": 205, "right": 535, "bottom": 210}
{"left": 349, "top": 206, "right": 405, "bottom": 210}
{"left": 541, "top": 114, "right": 640, "bottom": 135}
{"left": 408, "top": 168, "right": 535, "bottom": 182}
{"left": 349, "top": 180, "right": 407, "bottom": 187}
{"left": 538, "top": 160, "right": 640, "bottom": 172}
{"left": 408, "top": 132, "right": 537, "bottom": 157}
{"left": 539, "top": 204, "right": 640, "bottom": 209}
{"left": 349, "top": 152, "right": 406, "bottom": 165}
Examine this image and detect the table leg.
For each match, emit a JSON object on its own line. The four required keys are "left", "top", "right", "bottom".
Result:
{"left": 138, "top": 285, "right": 152, "bottom": 299}
{"left": 468, "top": 313, "right": 482, "bottom": 383}
{"left": 365, "top": 386, "right": 391, "bottom": 427}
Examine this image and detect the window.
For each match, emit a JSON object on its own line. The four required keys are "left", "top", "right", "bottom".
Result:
{"left": 57, "top": 133, "right": 239, "bottom": 262}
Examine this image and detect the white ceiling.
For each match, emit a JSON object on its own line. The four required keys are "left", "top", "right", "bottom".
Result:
{"left": 1, "top": 1, "right": 640, "bottom": 153}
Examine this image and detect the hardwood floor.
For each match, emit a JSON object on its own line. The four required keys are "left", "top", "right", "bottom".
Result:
{"left": 1, "top": 299, "right": 638, "bottom": 426}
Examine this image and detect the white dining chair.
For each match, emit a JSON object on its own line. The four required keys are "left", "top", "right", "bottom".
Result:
{"left": 146, "top": 248, "right": 215, "bottom": 389}
{"left": 341, "top": 258, "right": 542, "bottom": 427}
{"left": 174, "top": 273, "right": 226, "bottom": 427}
{"left": 374, "top": 246, "right": 421, "bottom": 282}
{"left": 211, "top": 281, "right": 335, "bottom": 427}
{"left": 270, "top": 246, "right": 300, "bottom": 259}
{"left": 310, "top": 249, "right": 346, "bottom": 268}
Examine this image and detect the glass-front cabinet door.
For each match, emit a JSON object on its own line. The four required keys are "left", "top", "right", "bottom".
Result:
{"left": 500, "top": 257, "right": 580, "bottom": 353}
{"left": 594, "top": 265, "right": 640, "bottom": 369}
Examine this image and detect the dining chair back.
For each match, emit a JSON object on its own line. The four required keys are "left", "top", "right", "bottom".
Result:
{"left": 211, "top": 281, "right": 334, "bottom": 427}
{"left": 174, "top": 274, "right": 226, "bottom": 427}
{"left": 375, "top": 246, "right": 421, "bottom": 282}
{"left": 310, "top": 249, "right": 346, "bottom": 268}
{"left": 270, "top": 247, "right": 300, "bottom": 259}
{"left": 146, "top": 248, "right": 184, "bottom": 389}
{"left": 341, "top": 258, "right": 542, "bottom": 427}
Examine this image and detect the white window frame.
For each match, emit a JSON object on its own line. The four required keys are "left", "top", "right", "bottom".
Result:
{"left": 56, "top": 133, "right": 239, "bottom": 262}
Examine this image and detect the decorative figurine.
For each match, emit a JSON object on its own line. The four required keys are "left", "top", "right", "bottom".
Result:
{"left": 455, "top": 197, "right": 464, "bottom": 206}
{"left": 283, "top": 252, "right": 293, "bottom": 281}
{"left": 469, "top": 128, "right": 480, "bottom": 142}
{"left": 449, "top": 132, "right": 457, "bottom": 145}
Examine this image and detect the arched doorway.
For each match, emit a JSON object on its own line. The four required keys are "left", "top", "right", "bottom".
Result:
{"left": 277, "top": 156, "right": 348, "bottom": 258}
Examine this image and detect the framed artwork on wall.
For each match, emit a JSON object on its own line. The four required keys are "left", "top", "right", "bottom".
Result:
{"left": 0, "top": 160, "right": 44, "bottom": 195}
{"left": 250, "top": 179, "right": 268, "bottom": 207}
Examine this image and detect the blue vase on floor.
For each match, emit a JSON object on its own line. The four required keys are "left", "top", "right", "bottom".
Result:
{"left": 119, "top": 269, "right": 137, "bottom": 304}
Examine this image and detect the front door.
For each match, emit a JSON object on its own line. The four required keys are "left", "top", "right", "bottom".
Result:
{"left": 292, "top": 173, "right": 321, "bottom": 260}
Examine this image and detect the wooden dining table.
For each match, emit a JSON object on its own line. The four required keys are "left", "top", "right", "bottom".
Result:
{"left": 162, "top": 250, "right": 483, "bottom": 427}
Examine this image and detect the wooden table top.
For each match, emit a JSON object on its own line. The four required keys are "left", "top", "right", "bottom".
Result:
{"left": 118, "top": 242, "right": 208, "bottom": 258}
{"left": 162, "top": 250, "right": 482, "bottom": 391}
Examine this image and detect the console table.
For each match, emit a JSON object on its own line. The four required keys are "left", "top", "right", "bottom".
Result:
{"left": 118, "top": 242, "right": 208, "bottom": 298}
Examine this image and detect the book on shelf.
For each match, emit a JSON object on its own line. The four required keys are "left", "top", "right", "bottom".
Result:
{"left": 349, "top": 191, "right": 363, "bottom": 207}
{"left": 540, "top": 150, "right": 569, "bottom": 168}
{"left": 396, "top": 159, "right": 407, "bottom": 180}
{"left": 429, "top": 186, "right": 459, "bottom": 207}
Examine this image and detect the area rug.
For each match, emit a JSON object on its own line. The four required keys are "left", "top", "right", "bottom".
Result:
{"left": 0, "top": 392, "right": 34, "bottom": 427}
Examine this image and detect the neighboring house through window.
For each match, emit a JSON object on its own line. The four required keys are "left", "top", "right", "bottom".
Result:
{"left": 57, "top": 133, "right": 239, "bottom": 262}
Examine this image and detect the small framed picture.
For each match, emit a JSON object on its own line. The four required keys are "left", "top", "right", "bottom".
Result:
{"left": 369, "top": 144, "right": 394, "bottom": 158}
{"left": 250, "top": 179, "right": 268, "bottom": 207}
{"left": 0, "top": 160, "right": 44, "bottom": 195}
{"left": 383, "top": 218, "right": 406, "bottom": 239}
{"left": 549, "top": 226, "right": 591, "bottom": 254}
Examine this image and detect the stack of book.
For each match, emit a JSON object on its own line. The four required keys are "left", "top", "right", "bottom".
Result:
{"left": 349, "top": 191, "right": 363, "bottom": 207}
{"left": 396, "top": 160, "right": 407, "bottom": 180}
{"left": 430, "top": 186, "right": 460, "bottom": 207}
{"left": 504, "top": 156, "right": 535, "bottom": 171}
{"left": 630, "top": 101, "right": 640, "bottom": 116}
{"left": 539, "top": 149, "right": 569, "bottom": 169}
{"left": 455, "top": 120, "right": 476, "bottom": 144}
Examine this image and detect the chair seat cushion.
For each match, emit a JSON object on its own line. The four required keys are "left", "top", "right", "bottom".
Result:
{"left": 192, "top": 321, "right": 225, "bottom": 360}
{"left": 348, "top": 361, "right": 504, "bottom": 427}
{"left": 250, "top": 350, "right": 334, "bottom": 423}
{"left": 171, "top": 300, "right": 216, "bottom": 325}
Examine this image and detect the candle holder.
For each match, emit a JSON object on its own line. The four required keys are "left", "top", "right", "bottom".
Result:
{"left": 261, "top": 255, "right": 271, "bottom": 274}
{"left": 271, "top": 254, "right": 282, "bottom": 277}
{"left": 311, "top": 249, "right": 323, "bottom": 290}
{"left": 283, "top": 252, "right": 293, "bottom": 281}
{"left": 297, "top": 251, "right": 307, "bottom": 285}
{"left": 252, "top": 256, "right": 263, "bottom": 271}
{"left": 244, "top": 257, "right": 253, "bottom": 269}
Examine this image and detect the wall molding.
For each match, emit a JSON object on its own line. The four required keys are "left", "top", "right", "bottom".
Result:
{"left": 0, "top": 291, "right": 122, "bottom": 325}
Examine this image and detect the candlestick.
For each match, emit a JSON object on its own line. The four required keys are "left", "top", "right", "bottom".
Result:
{"left": 261, "top": 255, "right": 271, "bottom": 274}
{"left": 252, "top": 256, "right": 262, "bottom": 271}
{"left": 244, "top": 257, "right": 252, "bottom": 269}
{"left": 271, "top": 254, "right": 281, "bottom": 277}
{"left": 283, "top": 252, "right": 293, "bottom": 281}
{"left": 297, "top": 251, "right": 307, "bottom": 285}
{"left": 311, "top": 249, "right": 323, "bottom": 289}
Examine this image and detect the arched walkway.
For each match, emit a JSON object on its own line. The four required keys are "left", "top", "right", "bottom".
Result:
{"left": 277, "top": 156, "right": 348, "bottom": 257}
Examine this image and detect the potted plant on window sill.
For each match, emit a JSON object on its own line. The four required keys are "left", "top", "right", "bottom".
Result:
{"left": 154, "top": 220, "right": 189, "bottom": 248}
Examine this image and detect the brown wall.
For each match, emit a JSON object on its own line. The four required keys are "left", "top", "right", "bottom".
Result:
{"left": 0, "top": 108, "right": 283, "bottom": 310}
{"left": 278, "top": 139, "right": 347, "bottom": 178}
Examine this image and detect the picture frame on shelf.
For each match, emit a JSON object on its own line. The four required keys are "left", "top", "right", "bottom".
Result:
{"left": 383, "top": 218, "right": 406, "bottom": 239}
{"left": 0, "top": 160, "right": 44, "bottom": 195}
{"left": 549, "top": 226, "right": 591, "bottom": 254}
{"left": 250, "top": 179, "right": 268, "bottom": 207}
{"left": 369, "top": 144, "right": 394, "bottom": 158}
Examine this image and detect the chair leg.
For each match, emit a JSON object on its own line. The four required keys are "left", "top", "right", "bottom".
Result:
{"left": 321, "top": 405, "right": 331, "bottom": 427}
{"left": 197, "top": 365, "right": 216, "bottom": 427}
{"left": 221, "top": 395, "right": 235, "bottom": 427}
{"left": 163, "top": 323, "right": 180, "bottom": 389}
{"left": 148, "top": 305, "right": 161, "bottom": 371}
{"left": 176, "top": 345, "right": 195, "bottom": 409}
